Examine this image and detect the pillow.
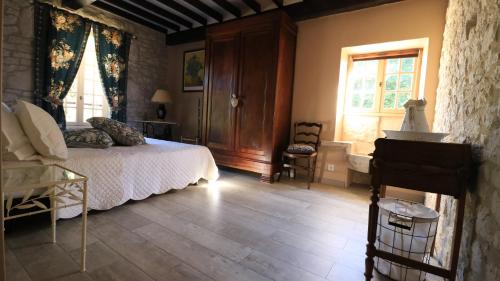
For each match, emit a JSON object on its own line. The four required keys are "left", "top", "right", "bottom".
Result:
{"left": 2, "top": 102, "right": 12, "bottom": 112}
{"left": 16, "top": 100, "right": 68, "bottom": 160}
{"left": 1, "top": 103, "right": 38, "bottom": 160}
{"left": 64, "top": 128, "right": 114, "bottom": 148}
{"left": 87, "top": 117, "right": 145, "bottom": 146}
{"left": 286, "top": 144, "right": 315, "bottom": 154}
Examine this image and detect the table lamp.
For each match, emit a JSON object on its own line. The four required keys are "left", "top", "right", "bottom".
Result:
{"left": 151, "top": 89, "right": 172, "bottom": 119}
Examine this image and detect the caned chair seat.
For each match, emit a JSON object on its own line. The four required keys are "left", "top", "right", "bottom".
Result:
{"left": 282, "top": 151, "right": 318, "bottom": 158}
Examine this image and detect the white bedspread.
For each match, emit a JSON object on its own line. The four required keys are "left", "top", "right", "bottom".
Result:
{"left": 42, "top": 138, "right": 218, "bottom": 218}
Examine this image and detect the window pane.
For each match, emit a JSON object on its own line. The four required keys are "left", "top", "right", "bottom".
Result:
{"left": 386, "top": 59, "right": 399, "bottom": 73}
{"left": 353, "top": 78, "right": 362, "bottom": 90}
{"left": 401, "top": 57, "right": 415, "bottom": 72}
{"left": 84, "top": 95, "right": 93, "bottom": 106}
{"left": 94, "top": 83, "right": 104, "bottom": 94}
{"left": 383, "top": 92, "right": 396, "bottom": 109}
{"left": 348, "top": 60, "right": 378, "bottom": 110}
{"left": 362, "top": 92, "right": 374, "bottom": 109}
{"left": 65, "top": 107, "right": 77, "bottom": 122}
{"left": 93, "top": 109, "right": 102, "bottom": 117}
{"left": 397, "top": 92, "right": 411, "bottom": 108}
{"left": 351, "top": 93, "right": 361, "bottom": 108}
{"left": 353, "top": 60, "right": 379, "bottom": 73}
{"left": 85, "top": 68, "right": 94, "bottom": 80}
{"left": 84, "top": 80, "right": 93, "bottom": 94}
{"left": 83, "top": 108, "right": 93, "bottom": 121}
{"left": 399, "top": 74, "right": 413, "bottom": 90}
{"left": 385, "top": 75, "right": 397, "bottom": 90}
{"left": 94, "top": 95, "right": 103, "bottom": 106}
{"left": 365, "top": 77, "right": 376, "bottom": 90}
{"left": 66, "top": 91, "right": 77, "bottom": 102}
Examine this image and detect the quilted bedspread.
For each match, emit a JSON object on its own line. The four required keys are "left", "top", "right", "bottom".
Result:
{"left": 42, "top": 138, "right": 219, "bottom": 218}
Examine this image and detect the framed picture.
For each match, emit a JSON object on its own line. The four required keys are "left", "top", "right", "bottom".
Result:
{"left": 183, "top": 49, "right": 205, "bottom": 92}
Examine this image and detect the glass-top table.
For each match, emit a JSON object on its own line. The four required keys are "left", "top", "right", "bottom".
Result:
{"left": 1, "top": 164, "right": 88, "bottom": 272}
{"left": 2, "top": 164, "right": 86, "bottom": 192}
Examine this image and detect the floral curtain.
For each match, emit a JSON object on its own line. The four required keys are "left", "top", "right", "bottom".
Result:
{"left": 93, "top": 23, "right": 132, "bottom": 122}
{"left": 34, "top": 3, "right": 91, "bottom": 129}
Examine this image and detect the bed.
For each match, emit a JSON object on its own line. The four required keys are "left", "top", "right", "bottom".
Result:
{"left": 36, "top": 138, "right": 219, "bottom": 218}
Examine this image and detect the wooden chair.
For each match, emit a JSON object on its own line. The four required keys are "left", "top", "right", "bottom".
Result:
{"left": 277, "top": 122, "right": 323, "bottom": 189}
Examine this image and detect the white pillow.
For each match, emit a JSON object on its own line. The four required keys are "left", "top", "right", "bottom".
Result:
{"left": 1, "top": 103, "right": 39, "bottom": 160}
{"left": 16, "top": 100, "right": 68, "bottom": 160}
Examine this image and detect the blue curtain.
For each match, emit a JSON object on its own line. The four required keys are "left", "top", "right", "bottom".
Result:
{"left": 93, "top": 23, "right": 131, "bottom": 122}
{"left": 34, "top": 3, "right": 90, "bottom": 129}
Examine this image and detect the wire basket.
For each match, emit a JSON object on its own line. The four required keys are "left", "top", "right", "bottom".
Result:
{"left": 375, "top": 198, "right": 439, "bottom": 281}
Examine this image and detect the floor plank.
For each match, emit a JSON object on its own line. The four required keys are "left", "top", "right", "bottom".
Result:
{"left": 134, "top": 223, "right": 271, "bottom": 281}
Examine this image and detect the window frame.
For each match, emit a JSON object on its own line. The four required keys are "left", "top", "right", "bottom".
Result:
{"left": 344, "top": 48, "right": 423, "bottom": 115}
{"left": 64, "top": 30, "right": 110, "bottom": 128}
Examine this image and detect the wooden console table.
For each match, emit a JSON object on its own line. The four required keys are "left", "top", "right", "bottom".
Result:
{"left": 133, "top": 120, "right": 178, "bottom": 140}
{"left": 365, "top": 138, "right": 472, "bottom": 281}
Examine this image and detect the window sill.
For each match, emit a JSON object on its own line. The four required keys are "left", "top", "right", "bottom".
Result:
{"left": 66, "top": 123, "right": 92, "bottom": 130}
{"left": 343, "top": 111, "right": 404, "bottom": 117}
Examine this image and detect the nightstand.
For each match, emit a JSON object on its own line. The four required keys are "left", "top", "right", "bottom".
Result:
{"left": 1, "top": 164, "right": 89, "bottom": 272}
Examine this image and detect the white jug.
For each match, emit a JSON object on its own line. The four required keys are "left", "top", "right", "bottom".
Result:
{"left": 400, "top": 99, "right": 429, "bottom": 132}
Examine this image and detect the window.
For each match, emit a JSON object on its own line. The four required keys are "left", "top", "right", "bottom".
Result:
{"left": 63, "top": 30, "right": 109, "bottom": 126}
{"left": 338, "top": 48, "right": 423, "bottom": 155}
{"left": 345, "top": 49, "right": 421, "bottom": 113}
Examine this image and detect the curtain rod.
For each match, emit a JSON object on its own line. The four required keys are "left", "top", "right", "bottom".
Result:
{"left": 30, "top": 0, "right": 138, "bottom": 40}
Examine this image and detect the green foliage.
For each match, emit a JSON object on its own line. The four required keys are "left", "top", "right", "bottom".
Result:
{"left": 385, "top": 75, "right": 397, "bottom": 90}
{"left": 397, "top": 92, "right": 411, "bottom": 108}
{"left": 399, "top": 74, "right": 413, "bottom": 90}
{"left": 386, "top": 59, "right": 399, "bottom": 73}
{"left": 384, "top": 92, "right": 396, "bottom": 108}
{"left": 401, "top": 58, "right": 415, "bottom": 72}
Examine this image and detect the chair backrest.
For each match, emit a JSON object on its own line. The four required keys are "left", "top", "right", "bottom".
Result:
{"left": 293, "top": 122, "right": 323, "bottom": 151}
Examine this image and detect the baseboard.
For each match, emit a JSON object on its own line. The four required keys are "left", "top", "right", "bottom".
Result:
{"left": 317, "top": 177, "right": 346, "bottom": 188}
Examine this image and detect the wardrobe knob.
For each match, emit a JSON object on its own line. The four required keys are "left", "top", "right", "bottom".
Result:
{"left": 231, "top": 96, "right": 239, "bottom": 108}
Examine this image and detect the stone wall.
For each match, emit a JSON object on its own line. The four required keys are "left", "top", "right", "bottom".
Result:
{"left": 2, "top": 0, "right": 168, "bottom": 124}
{"left": 430, "top": 0, "right": 500, "bottom": 280}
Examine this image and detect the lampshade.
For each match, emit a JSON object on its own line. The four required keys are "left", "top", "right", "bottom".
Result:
{"left": 151, "top": 89, "right": 172, "bottom": 104}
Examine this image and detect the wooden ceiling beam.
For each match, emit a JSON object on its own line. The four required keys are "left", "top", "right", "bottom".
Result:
{"left": 165, "top": 0, "right": 407, "bottom": 45}
{"left": 212, "top": 0, "right": 241, "bottom": 18}
{"left": 241, "top": 0, "right": 261, "bottom": 13}
{"left": 285, "top": 0, "right": 404, "bottom": 21}
{"left": 184, "top": 0, "right": 223, "bottom": 22}
{"left": 62, "top": 0, "right": 97, "bottom": 10}
{"left": 92, "top": 1, "right": 170, "bottom": 33}
{"left": 156, "top": 0, "right": 207, "bottom": 26}
{"left": 97, "top": 0, "right": 180, "bottom": 31}
{"left": 122, "top": 0, "right": 192, "bottom": 28}
{"left": 166, "top": 26, "right": 206, "bottom": 45}
{"left": 271, "top": 0, "right": 283, "bottom": 8}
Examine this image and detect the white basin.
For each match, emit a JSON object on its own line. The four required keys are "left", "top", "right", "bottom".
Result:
{"left": 383, "top": 130, "right": 448, "bottom": 142}
{"left": 347, "top": 153, "right": 371, "bottom": 173}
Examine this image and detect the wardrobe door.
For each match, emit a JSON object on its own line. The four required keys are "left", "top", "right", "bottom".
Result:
{"left": 205, "top": 34, "right": 239, "bottom": 152}
{"left": 235, "top": 28, "right": 276, "bottom": 160}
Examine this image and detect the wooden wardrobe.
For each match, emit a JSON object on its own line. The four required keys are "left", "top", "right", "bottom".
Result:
{"left": 203, "top": 11, "right": 297, "bottom": 182}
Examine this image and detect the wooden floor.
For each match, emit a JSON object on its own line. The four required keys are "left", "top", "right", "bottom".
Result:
{"left": 5, "top": 170, "right": 402, "bottom": 281}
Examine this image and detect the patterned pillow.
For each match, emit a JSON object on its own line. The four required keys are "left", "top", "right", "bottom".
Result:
{"left": 64, "top": 128, "right": 114, "bottom": 148}
{"left": 87, "top": 117, "right": 145, "bottom": 146}
{"left": 287, "top": 144, "right": 315, "bottom": 154}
